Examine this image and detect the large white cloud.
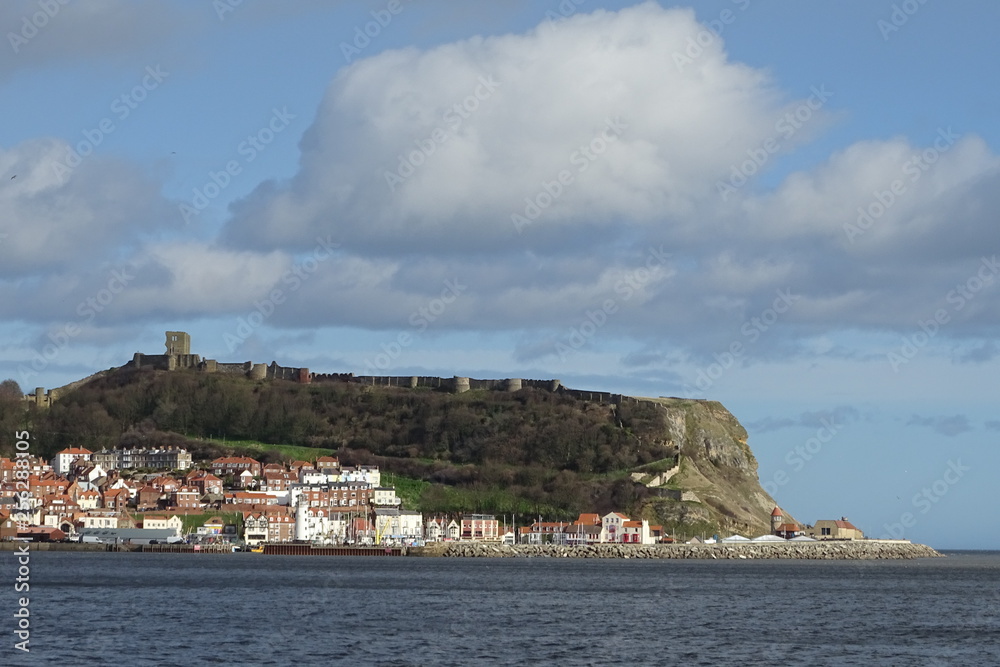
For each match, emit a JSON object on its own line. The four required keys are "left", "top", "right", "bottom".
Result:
{"left": 222, "top": 2, "right": 795, "bottom": 254}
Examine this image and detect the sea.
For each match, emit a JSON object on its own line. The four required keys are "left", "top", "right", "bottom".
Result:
{"left": 1, "top": 550, "right": 998, "bottom": 666}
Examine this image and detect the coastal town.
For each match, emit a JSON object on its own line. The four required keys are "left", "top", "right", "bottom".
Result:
{"left": 1, "top": 445, "right": 863, "bottom": 549}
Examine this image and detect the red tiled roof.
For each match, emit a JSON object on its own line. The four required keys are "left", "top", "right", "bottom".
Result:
{"left": 771, "top": 507, "right": 783, "bottom": 516}
{"left": 57, "top": 447, "right": 93, "bottom": 455}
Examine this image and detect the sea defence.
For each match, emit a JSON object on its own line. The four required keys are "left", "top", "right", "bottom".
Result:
{"left": 428, "top": 541, "right": 943, "bottom": 560}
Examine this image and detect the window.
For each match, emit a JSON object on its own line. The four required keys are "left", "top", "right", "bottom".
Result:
{"left": 821, "top": 527, "right": 831, "bottom": 536}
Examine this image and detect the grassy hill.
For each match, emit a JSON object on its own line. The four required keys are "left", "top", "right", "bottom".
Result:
{"left": 19, "top": 366, "right": 781, "bottom": 535}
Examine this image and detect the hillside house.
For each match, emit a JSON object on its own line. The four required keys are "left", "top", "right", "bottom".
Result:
{"left": 52, "top": 447, "right": 93, "bottom": 476}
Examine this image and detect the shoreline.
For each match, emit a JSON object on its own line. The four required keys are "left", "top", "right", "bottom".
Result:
{"left": 1, "top": 540, "right": 943, "bottom": 559}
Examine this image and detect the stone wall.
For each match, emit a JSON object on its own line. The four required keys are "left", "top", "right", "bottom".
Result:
{"left": 436, "top": 541, "right": 942, "bottom": 560}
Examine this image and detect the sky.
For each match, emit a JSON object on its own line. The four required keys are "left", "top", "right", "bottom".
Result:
{"left": 1, "top": 0, "right": 998, "bottom": 549}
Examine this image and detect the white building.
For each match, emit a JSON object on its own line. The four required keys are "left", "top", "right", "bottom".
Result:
{"left": 52, "top": 447, "right": 93, "bottom": 476}
{"left": 601, "top": 512, "right": 629, "bottom": 543}
{"left": 339, "top": 466, "right": 381, "bottom": 487}
{"left": 299, "top": 469, "right": 332, "bottom": 485}
{"left": 78, "top": 512, "right": 119, "bottom": 530}
{"left": 294, "top": 504, "right": 347, "bottom": 544}
{"left": 374, "top": 509, "right": 423, "bottom": 544}
{"left": 141, "top": 515, "right": 183, "bottom": 537}
{"left": 371, "top": 487, "right": 400, "bottom": 507}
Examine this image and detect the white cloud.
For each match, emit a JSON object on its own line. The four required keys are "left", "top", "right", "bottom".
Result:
{"left": 223, "top": 2, "right": 792, "bottom": 254}
{"left": 0, "top": 138, "right": 172, "bottom": 277}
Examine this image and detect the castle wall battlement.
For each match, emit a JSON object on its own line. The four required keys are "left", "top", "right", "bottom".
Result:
{"left": 33, "top": 332, "right": 676, "bottom": 414}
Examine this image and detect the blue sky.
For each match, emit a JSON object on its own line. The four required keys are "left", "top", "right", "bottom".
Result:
{"left": 2, "top": 1, "right": 998, "bottom": 548}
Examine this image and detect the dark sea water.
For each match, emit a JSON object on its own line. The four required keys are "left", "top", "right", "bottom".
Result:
{"left": 1, "top": 550, "right": 998, "bottom": 666}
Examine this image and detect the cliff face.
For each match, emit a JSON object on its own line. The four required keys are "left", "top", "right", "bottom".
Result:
{"left": 638, "top": 398, "right": 783, "bottom": 537}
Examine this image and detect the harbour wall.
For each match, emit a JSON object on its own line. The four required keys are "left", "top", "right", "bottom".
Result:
{"left": 434, "top": 541, "right": 943, "bottom": 560}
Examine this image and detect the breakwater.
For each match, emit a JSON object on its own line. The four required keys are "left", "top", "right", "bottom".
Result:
{"left": 436, "top": 541, "right": 942, "bottom": 560}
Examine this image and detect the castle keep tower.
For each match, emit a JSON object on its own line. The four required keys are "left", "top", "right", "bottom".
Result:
{"left": 165, "top": 331, "right": 191, "bottom": 356}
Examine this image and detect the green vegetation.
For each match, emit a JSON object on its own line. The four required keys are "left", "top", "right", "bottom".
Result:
{"left": 8, "top": 366, "right": 779, "bottom": 533}
{"left": 381, "top": 473, "right": 429, "bottom": 509}
{"left": 175, "top": 512, "right": 244, "bottom": 536}
{"left": 197, "top": 437, "right": 336, "bottom": 462}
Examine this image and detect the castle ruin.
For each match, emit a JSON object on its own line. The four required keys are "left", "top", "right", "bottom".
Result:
{"left": 31, "top": 331, "right": 683, "bottom": 410}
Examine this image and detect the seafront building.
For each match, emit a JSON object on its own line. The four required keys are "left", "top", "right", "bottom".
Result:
{"left": 2, "top": 449, "right": 864, "bottom": 548}
{"left": 91, "top": 446, "right": 193, "bottom": 471}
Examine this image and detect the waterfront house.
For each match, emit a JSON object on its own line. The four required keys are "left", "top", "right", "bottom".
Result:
{"left": 77, "top": 511, "right": 119, "bottom": 530}
{"left": 424, "top": 517, "right": 443, "bottom": 542}
{"left": 522, "top": 521, "right": 571, "bottom": 545}
{"left": 621, "top": 519, "right": 660, "bottom": 545}
{"left": 243, "top": 511, "right": 268, "bottom": 546}
{"left": 374, "top": 508, "right": 423, "bottom": 544}
{"left": 774, "top": 523, "right": 802, "bottom": 539}
{"left": 806, "top": 518, "right": 864, "bottom": 540}
{"left": 140, "top": 515, "right": 183, "bottom": 536}
{"left": 18, "top": 526, "right": 66, "bottom": 542}
{"left": 600, "top": 512, "right": 629, "bottom": 543}
{"left": 461, "top": 514, "right": 499, "bottom": 542}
